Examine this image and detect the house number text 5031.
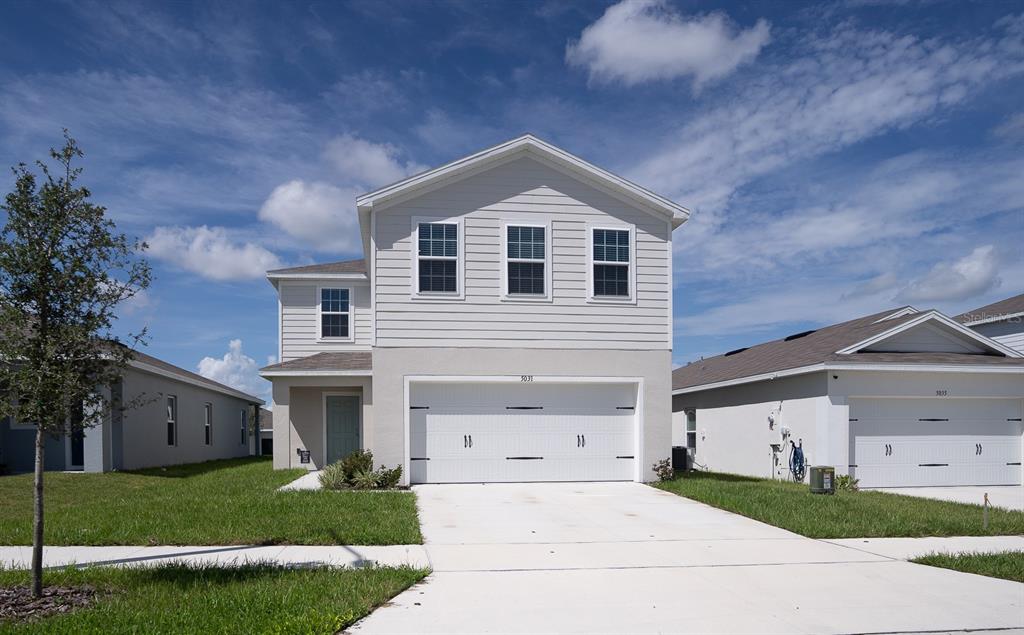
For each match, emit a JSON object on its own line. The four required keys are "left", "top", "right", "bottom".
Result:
{"left": 521, "top": 375, "right": 533, "bottom": 382}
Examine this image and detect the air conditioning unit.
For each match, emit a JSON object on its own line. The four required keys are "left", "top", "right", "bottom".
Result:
{"left": 809, "top": 466, "right": 835, "bottom": 495}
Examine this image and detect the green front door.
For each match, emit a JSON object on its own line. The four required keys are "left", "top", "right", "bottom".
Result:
{"left": 326, "top": 395, "right": 360, "bottom": 464}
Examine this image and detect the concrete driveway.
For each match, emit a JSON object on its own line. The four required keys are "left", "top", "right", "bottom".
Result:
{"left": 868, "top": 485, "right": 1024, "bottom": 511}
{"left": 351, "top": 482, "right": 1024, "bottom": 634}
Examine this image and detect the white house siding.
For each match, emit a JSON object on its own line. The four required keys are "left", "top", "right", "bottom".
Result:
{"left": 117, "top": 367, "right": 255, "bottom": 471}
{"left": 372, "top": 156, "right": 672, "bottom": 349}
{"left": 864, "top": 322, "right": 985, "bottom": 354}
{"left": 971, "top": 320, "right": 1024, "bottom": 355}
{"left": 674, "top": 373, "right": 831, "bottom": 479}
{"left": 373, "top": 347, "right": 671, "bottom": 484}
{"left": 280, "top": 281, "right": 371, "bottom": 362}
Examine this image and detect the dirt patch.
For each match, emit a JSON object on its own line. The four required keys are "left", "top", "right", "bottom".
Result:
{"left": 0, "top": 585, "right": 103, "bottom": 623}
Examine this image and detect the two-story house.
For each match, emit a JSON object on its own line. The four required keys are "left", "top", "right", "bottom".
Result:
{"left": 957, "top": 293, "right": 1024, "bottom": 355}
{"left": 259, "top": 135, "right": 689, "bottom": 484}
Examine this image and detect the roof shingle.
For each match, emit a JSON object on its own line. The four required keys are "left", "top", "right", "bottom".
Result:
{"left": 956, "top": 293, "right": 1024, "bottom": 325}
{"left": 267, "top": 259, "right": 366, "bottom": 276}
{"left": 260, "top": 352, "right": 372, "bottom": 372}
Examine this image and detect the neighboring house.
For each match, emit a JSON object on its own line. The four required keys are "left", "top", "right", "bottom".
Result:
{"left": 260, "top": 135, "right": 688, "bottom": 484}
{"left": 0, "top": 349, "right": 264, "bottom": 473}
{"left": 957, "top": 293, "right": 1024, "bottom": 355}
{"left": 672, "top": 307, "right": 1024, "bottom": 488}
{"left": 259, "top": 407, "right": 273, "bottom": 456}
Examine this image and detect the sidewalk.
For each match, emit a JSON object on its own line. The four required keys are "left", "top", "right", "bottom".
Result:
{"left": 0, "top": 544, "right": 429, "bottom": 570}
{"left": 825, "top": 535, "right": 1024, "bottom": 560}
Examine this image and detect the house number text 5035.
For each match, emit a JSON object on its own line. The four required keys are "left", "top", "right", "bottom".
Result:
{"left": 935, "top": 390, "right": 948, "bottom": 396}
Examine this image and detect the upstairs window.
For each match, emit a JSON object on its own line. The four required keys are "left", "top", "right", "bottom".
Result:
{"left": 319, "top": 287, "right": 350, "bottom": 339}
{"left": 591, "top": 228, "right": 631, "bottom": 299}
{"left": 416, "top": 221, "right": 459, "bottom": 294}
{"left": 505, "top": 225, "right": 547, "bottom": 297}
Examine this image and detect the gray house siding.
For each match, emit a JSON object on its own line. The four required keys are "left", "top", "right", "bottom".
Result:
{"left": 971, "top": 320, "right": 1024, "bottom": 355}
{"left": 372, "top": 156, "right": 672, "bottom": 349}
{"left": 280, "top": 282, "right": 371, "bottom": 362}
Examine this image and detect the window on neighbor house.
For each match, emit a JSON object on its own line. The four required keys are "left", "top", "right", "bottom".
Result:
{"left": 166, "top": 395, "right": 177, "bottom": 446}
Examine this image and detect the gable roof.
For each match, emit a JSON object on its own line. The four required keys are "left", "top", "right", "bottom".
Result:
{"left": 673, "top": 307, "right": 1024, "bottom": 393}
{"left": 956, "top": 293, "right": 1024, "bottom": 326}
{"left": 129, "top": 348, "right": 264, "bottom": 403}
{"left": 266, "top": 259, "right": 366, "bottom": 279}
{"left": 355, "top": 134, "right": 690, "bottom": 228}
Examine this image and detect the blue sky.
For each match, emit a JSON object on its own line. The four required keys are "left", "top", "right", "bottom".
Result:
{"left": 1, "top": 0, "right": 1022, "bottom": 401}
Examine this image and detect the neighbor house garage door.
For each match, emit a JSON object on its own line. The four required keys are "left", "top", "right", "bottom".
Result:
{"left": 851, "top": 398, "right": 1023, "bottom": 488}
{"left": 409, "top": 381, "right": 637, "bottom": 483}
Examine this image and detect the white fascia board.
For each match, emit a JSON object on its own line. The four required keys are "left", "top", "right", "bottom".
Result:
{"left": 356, "top": 134, "right": 690, "bottom": 225}
{"left": 836, "top": 310, "right": 1022, "bottom": 358}
{"left": 266, "top": 273, "right": 368, "bottom": 282}
{"left": 259, "top": 369, "right": 372, "bottom": 378}
{"left": 961, "top": 310, "right": 1024, "bottom": 327}
{"left": 824, "top": 362, "right": 1024, "bottom": 374}
{"left": 672, "top": 363, "right": 826, "bottom": 395}
{"left": 673, "top": 360, "right": 1024, "bottom": 395}
{"left": 129, "top": 360, "right": 265, "bottom": 404}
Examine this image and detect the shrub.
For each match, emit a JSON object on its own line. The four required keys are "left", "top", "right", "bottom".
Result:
{"left": 318, "top": 461, "right": 348, "bottom": 490}
{"left": 340, "top": 449, "right": 374, "bottom": 485}
{"left": 351, "top": 468, "right": 380, "bottom": 490}
{"left": 836, "top": 474, "right": 859, "bottom": 492}
{"left": 652, "top": 458, "right": 674, "bottom": 482}
{"left": 376, "top": 465, "right": 402, "bottom": 489}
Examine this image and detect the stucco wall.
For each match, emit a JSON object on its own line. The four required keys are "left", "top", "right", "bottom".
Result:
{"left": 271, "top": 376, "right": 372, "bottom": 470}
{"left": 373, "top": 347, "right": 671, "bottom": 483}
{"left": 117, "top": 367, "right": 255, "bottom": 471}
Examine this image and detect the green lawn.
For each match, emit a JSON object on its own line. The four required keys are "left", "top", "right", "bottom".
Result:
{"left": 912, "top": 551, "right": 1024, "bottom": 583}
{"left": 0, "top": 457, "right": 422, "bottom": 545}
{"left": 654, "top": 472, "right": 1024, "bottom": 538}
{"left": 0, "top": 563, "right": 427, "bottom": 633}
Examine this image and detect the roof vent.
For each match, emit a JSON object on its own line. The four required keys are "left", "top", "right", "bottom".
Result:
{"left": 783, "top": 329, "right": 817, "bottom": 342}
{"left": 724, "top": 347, "right": 749, "bottom": 356}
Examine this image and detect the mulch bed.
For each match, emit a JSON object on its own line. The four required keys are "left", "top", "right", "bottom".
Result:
{"left": 0, "top": 585, "right": 102, "bottom": 622}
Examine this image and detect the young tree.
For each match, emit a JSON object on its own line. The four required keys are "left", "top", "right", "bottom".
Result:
{"left": 0, "top": 132, "right": 151, "bottom": 597}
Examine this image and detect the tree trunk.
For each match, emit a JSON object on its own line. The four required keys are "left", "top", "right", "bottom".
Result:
{"left": 31, "top": 426, "right": 45, "bottom": 597}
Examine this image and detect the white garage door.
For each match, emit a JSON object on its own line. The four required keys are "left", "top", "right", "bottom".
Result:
{"left": 851, "top": 398, "right": 1023, "bottom": 488}
{"left": 409, "top": 381, "right": 637, "bottom": 483}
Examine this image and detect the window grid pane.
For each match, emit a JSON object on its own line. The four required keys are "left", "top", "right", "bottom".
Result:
{"left": 507, "top": 226, "right": 544, "bottom": 261}
{"left": 593, "top": 263, "right": 629, "bottom": 296}
{"left": 418, "top": 223, "right": 457, "bottom": 258}
{"left": 593, "top": 229, "right": 629, "bottom": 263}
{"left": 321, "top": 288, "right": 349, "bottom": 314}
{"left": 321, "top": 313, "right": 349, "bottom": 338}
{"left": 418, "top": 259, "right": 457, "bottom": 292}
{"left": 508, "top": 262, "right": 545, "bottom": 295}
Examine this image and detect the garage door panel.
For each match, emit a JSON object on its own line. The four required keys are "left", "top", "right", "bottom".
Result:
{"left": 852, "top": 398, "right": 1022, "bottom": 488}
{"left": 409, "top": 382, "right": 637, "bottom": 483}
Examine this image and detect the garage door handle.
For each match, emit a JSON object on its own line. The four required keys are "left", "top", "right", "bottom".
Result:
{"left": 463, "top": 435, "right": 467, "bottom": 448}
{"left": 582, "top": 434, "right": 586, "bottom": 447}
{"left": 469, "top": 434, "right": 473, "bottom": 448}
{"left": 577, "top": 435, "right": 580, "bottom": 448}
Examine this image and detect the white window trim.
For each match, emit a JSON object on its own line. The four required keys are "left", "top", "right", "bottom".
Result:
{"left": 585, "top": 222, "right": 637, "bottom": 305}
{"left": 166, "top": 395, "right": 178, "bottom": 447}
{"left": 410, "top": 216, "right": 465, "bottom": 301}
{"left": 204, "top": 403, "right": 213, "bottom": 446}
{"left": 499, "top": 220, "right": 552, "bottom": 302}
{"left": 317, "top": 285, "right": 354, "bottom": 342}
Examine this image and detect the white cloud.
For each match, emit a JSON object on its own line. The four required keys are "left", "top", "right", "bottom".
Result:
{"left": 197, "top": 339, "right": 268, "bottom": 399}
{"left": 323, "top": 133, "right": 426, "bottom": 187}
{"left": 146, "top": 225, "right": 282, "bottom": 281}
{"left": 258, "top": 180, "right": 362, "bottom": 253}
{"left": 900, "top": 245, "right": 1002, "bottom": 303}
{"left": 566, "top": 1, "right": 770, "bottom": 88}
{"left": 993, "top": 112, "right": 1024, "bottom": 141}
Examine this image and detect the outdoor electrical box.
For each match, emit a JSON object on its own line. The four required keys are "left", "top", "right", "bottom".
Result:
{"left": 809, "top": 466, "right": 835, "bottom": 494}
